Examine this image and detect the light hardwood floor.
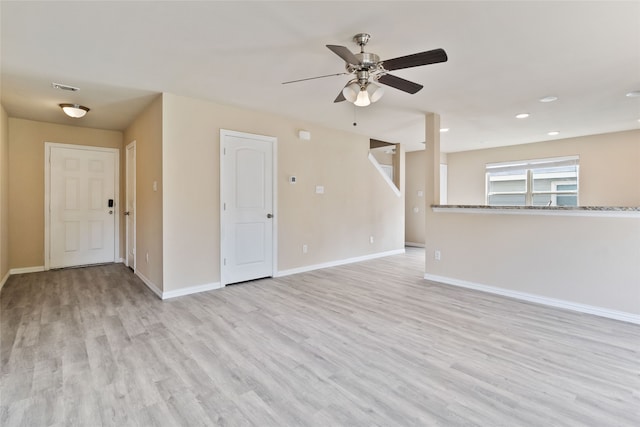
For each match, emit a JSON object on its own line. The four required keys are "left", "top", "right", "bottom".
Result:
{"left": 1, "top": 248, "right": 639, "bottom": 426}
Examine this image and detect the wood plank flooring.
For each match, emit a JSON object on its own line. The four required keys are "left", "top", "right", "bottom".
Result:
{"left": 1, "top": 248, "right": 639, "bottom": 426}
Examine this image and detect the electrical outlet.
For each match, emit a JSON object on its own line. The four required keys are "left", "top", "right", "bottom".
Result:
{"left": 302, "top": 244, "right": 308, "bottom": 254}
{"left": 435, "top": 250, "right": 441, "bottom": 261}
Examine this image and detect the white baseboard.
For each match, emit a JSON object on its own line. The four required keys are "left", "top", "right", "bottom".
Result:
{"left": 276, "top": 248, "right": 406, "bottom": 277}
{"left": 134, "top": 270, "right": 222, "bottom": 300}
{"left": 0, "top": 270, "right": 10, "bottom": 292}
{"left": 135, "top": 270, "right": 163, "bottom": 299}
{"left": 10, "top": 266, "right": 45, "bottom": 275}
{"left": 116, "top": 257, "right": 124, "bottom": 263}
{"left": 424, "top": 273, "right": 640, "bottom": 325}
{"left": 405, "top": 242, "right": 425, "bottom": 248}
{"left": 162, "top": 282, "right": 223, "bottom": 300}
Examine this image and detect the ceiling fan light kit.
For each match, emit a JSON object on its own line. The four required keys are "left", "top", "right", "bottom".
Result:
{"left": 283, "top": 33, "right": 447, "bottom": 108}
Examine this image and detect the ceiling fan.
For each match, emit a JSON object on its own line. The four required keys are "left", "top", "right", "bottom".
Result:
{"left": 282, "top": 33, "right": 448, "bottom": 107}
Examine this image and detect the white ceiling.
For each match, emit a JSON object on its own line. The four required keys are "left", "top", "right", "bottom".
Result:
{"left": 1, "top": 1, "right": 639, "bottom": 152}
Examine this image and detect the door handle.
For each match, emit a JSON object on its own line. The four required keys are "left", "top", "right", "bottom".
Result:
{"left": 124, "top": 211, "right": 130, "bottom": 216}
{"left": 267, "top": 213, "right": 273, "bottom": 219}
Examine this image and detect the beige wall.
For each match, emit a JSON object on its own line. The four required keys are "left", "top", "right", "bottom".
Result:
{"left": 8, "top": 118, "right": 123, "bottom": 269}
{"left": 0, "top": 105, "right": 9, "bottom": 287}
{"left": 371, "top": 150, "right": 393, "bottom": 165}
{"left": 161, "top": 93, "right": 404, "bottom": 292}
{"left": 405, "top": 150, "right": 426, "bottom": 245}
{"left": 425, "top": 120, "right": 640, "bottom": 316}
{"left": 447, "top": 130, "right": 640, "bottom": 206}
{"left": 123, "top": 96, "right": 163, "bottom": 290}
{"left": 425, "top": 212, "right": 640, "bottom": 314}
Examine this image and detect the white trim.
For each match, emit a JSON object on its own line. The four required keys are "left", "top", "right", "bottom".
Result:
{"left": 486, "top": 155, "right": 579, "bottom": 170}
{"left": 276, "top": 248, "right": 405, "bottom": 277}
{"left": 368, "top": 153, "right": 401, "bottom": 197}
{"left": 116, "top": 257, "right": 125, "bottom": 263}
{"left": 44, "top": 142, "right": 120, "bottom": 270}
{"left": 432, "top": 206, "right": 640, "bottom": 218}
{"left": 135, "top": 270, "right": 163, "bottom": 299}
{"left": 10, "top": 266, "right": 45, "bottom": 275}
{"left": 162, "top": 282, "right": 223, "bottom": 300}
{"left": 125, "top": 140, "right": 137, "bottom": 270}
{"left": 405, "top": 242, "right": 425, "bottom": 248}
{"left": 424, "top": 273, "right": 640, "bottom": 325}
{"left": 0, "top": 270, "right": 10, "bottom": 292}
{"left": 135, "top": 269, "right": 222, "bottom": 300}
{"left": 272, "top": 138, "right": 279, "bottom": 276}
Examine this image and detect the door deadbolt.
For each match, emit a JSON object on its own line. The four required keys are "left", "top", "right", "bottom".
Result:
{"left": 267, "top": 213, "right": 273, "bottom": 218}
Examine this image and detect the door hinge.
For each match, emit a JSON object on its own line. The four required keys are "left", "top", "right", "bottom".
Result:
{"left": 223, "top": 147, "right": 226, "bottom": 155}
{"left": 223, "top": 258, "right": 226, "bottom": 266}
{"left": 223, "top": 202, "right": 226, "bottom": 211}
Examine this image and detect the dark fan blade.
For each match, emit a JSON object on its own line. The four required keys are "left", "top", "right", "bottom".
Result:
{"left": 282, "top": 72, "right": 348, "bottom": 85}
{"left": 382, "top": 48, "right": 448, "bottom": 71}
{"left": 377, "top": 74, "right": 423, "bottom": 94}
{"left": 334, "top": 89, "right": 346, "bottom": 103}
{"left": 326, "top": 45, "right": 360, "bottom": 65}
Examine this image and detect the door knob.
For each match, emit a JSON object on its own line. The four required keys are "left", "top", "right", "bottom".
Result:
{"left": 267, "top": 213, "right": 273, "bottom": 218}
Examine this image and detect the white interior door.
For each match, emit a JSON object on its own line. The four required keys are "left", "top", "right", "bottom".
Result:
{"left": 221, "top": 130, "right": 275, "bottom": 285}
{"left": 48, "top": 145, "right": 117, "bottom": 268}
{"left": 125, "top": 141, "right": 136, "bottom": 269}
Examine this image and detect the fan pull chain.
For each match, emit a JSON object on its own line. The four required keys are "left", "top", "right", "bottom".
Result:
{"left": 353, "top": 104, "right": 357, "bottom": 126}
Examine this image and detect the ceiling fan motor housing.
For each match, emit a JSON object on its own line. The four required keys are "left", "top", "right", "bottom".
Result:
{"left": 356, "top": 52, "right": 380, "bottom": 68}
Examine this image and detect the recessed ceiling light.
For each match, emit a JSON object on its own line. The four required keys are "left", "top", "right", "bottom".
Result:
{"left": 539, "top": 96, "right": 558, "bottom": 103}
{"left": 548, "top": 131, "right": 559, "bottom": 136}
{"left": 440, "top": 128, "right": 449, "bottom": 132}
{"left": 626, "top": 90, "right": 640, "bottom": 98}
{"left": 515, "top": 113, "right": 530, "bottom": 119}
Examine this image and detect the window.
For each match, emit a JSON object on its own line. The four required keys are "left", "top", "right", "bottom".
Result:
{"left": 486, "top": 156, "right": 579, "bottom": 206}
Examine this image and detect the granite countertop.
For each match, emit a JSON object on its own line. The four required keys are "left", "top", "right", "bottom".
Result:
{"left": 431, "top": 205, "right": 640, "bottom": 211}
{"left": 431, "top": 205, "right": 640, "bottom": 212}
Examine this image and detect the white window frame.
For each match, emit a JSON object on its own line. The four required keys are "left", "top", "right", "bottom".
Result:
{"left": 486, "top": 156, "right": 579, "bottom": 206}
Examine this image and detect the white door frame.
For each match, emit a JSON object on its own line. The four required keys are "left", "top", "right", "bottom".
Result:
{"left": 44, "top": 142, "right": 120, "bottom": 271}
{"left": 220, "top": 129, "right": 278, "bottom": 286}
{"left": 125, "top": 140, "right": 136, "bottom": 269}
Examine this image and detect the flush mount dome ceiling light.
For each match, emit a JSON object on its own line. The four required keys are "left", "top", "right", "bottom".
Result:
{"left": 626, "top": 90, "right": 640, "bottom": 98}
{"left": 59, "top": 103, "right": 89, "bottom": 118}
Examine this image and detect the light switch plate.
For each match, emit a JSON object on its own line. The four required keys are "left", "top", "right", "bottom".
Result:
{"left": 315, "top": 185, "right": 324, "bottom": 194}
